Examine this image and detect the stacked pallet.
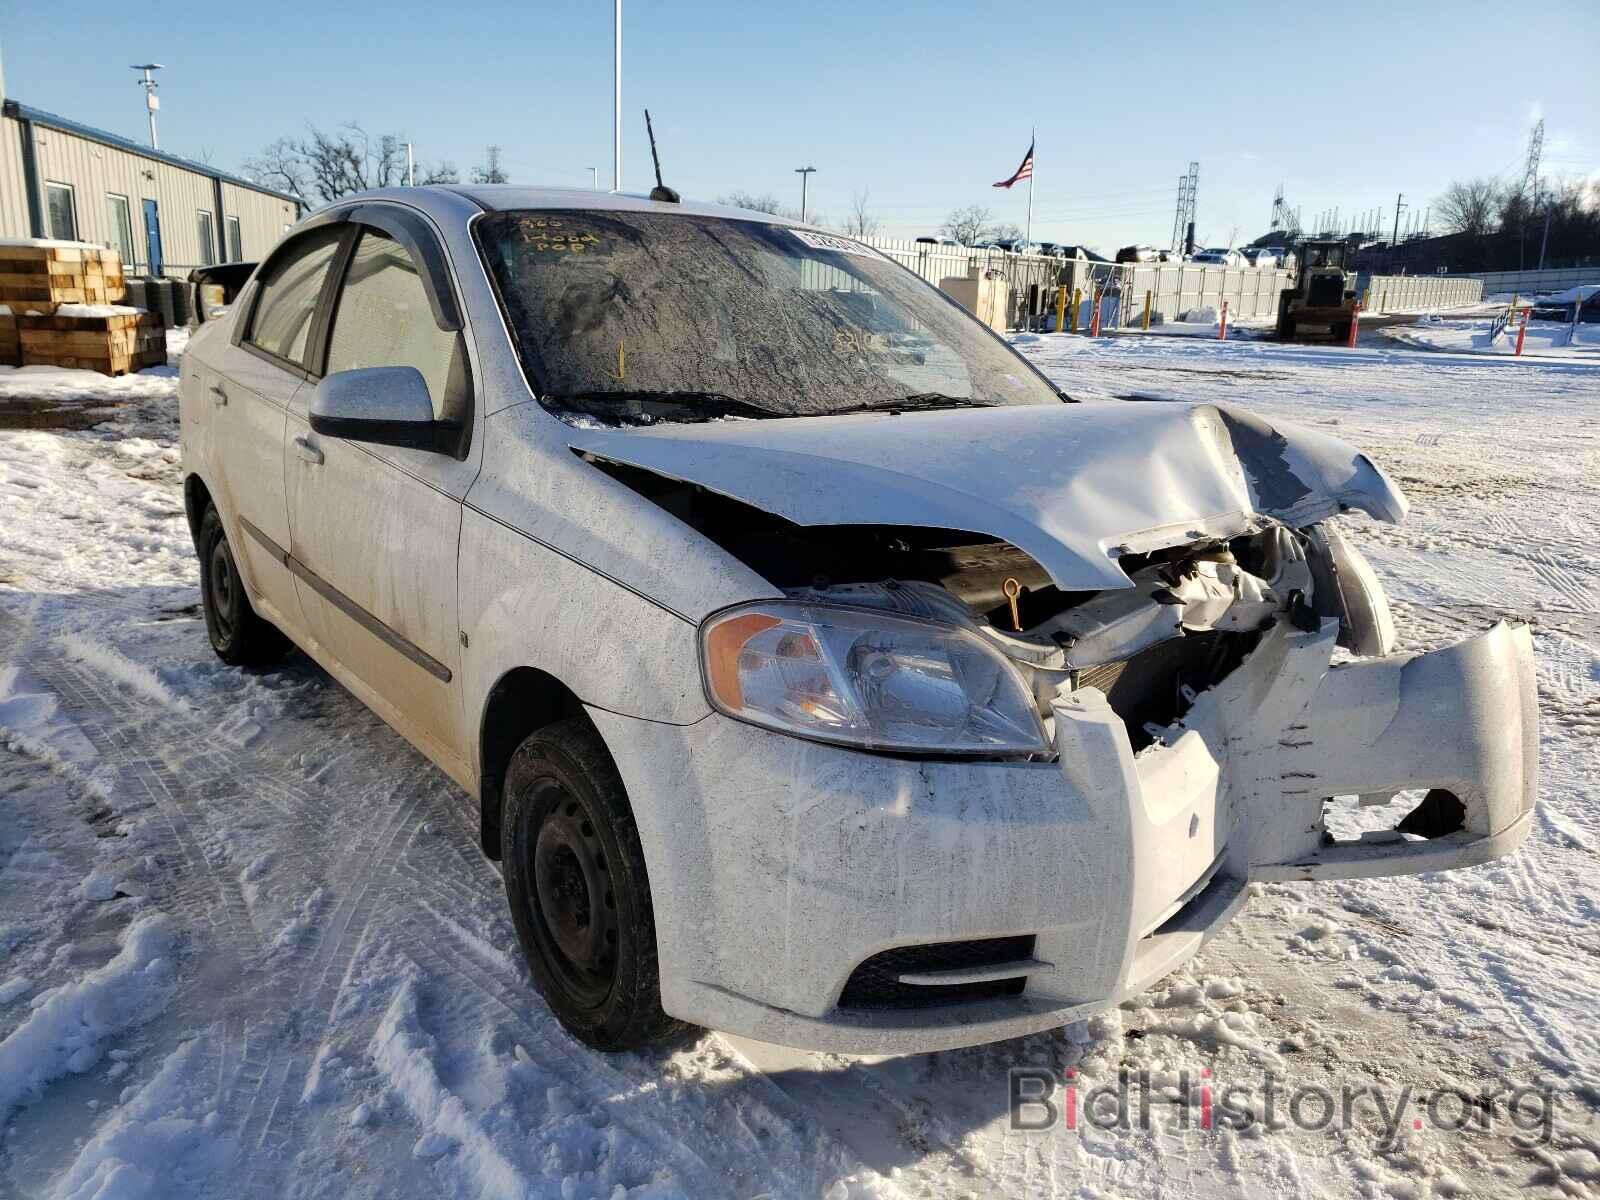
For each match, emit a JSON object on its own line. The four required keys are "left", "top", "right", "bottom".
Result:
{"left": 0, "top": 240, "right": 126, "bottom": 310}
{"left": 0, "top": 306, "right": 19, "bottom": 367}
{"left": 17, "top": 308, "right": 165, "bottom": 376}
{"left": 0, "top": 240, "right": 160, "bottom": 375}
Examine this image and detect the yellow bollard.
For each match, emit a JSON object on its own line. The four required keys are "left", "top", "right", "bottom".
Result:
{"left": 1055, "top": 286, "right": 1067, "bottom": 333}
{"left": 1069, "top": 287, "right": 1082, "bottom": 334}
{"left": 1509, "top": 292, "right": 1518, "bottom": 323}
{"left": 1360, "top": 287, "right": 1370, "bottom": 309}
{"left": 1142, "top": 290, "right": 1153, "bottom": 331}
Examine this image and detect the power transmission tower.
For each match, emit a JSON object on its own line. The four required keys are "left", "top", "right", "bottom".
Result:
{"left": 1170, "top": 161, "right": 1198, "bottom": 254}
{"left": 1521, "top": 119, "right": 1543, "bottom": 210}
{"left": 1521, "top": 118, "right": 1544, "bottom": 270}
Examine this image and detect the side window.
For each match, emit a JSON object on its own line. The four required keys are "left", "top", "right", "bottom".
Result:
{"left": 325, "top": 230, "right": 465, "bottom": 421}
{"left": 245, "top": 228, "right": 343, "bottom": 366}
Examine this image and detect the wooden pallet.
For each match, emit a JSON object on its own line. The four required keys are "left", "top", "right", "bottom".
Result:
{"left": 0, "top": 243, "right": 126, "bottom": 310}
{"left": 19, "top": 310, "right": 163, "bottom": 376}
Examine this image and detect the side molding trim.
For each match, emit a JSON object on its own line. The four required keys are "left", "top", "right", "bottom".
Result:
{"left": 238, "top": 516, "right": 453, "bottom": 684}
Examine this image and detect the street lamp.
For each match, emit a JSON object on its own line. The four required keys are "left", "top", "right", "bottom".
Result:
{"left": 795, "top": 165, "right": 817, "bottom": 223}
{"left": 612, "top": 0, "right": 622, "bottom": 191}
{"left": 130, "top": 64, "right": 163, "bottom": 149}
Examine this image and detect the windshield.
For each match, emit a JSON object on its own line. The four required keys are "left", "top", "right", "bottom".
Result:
{"left": 475, "top": 210, "right": 1064, "bottom": 424}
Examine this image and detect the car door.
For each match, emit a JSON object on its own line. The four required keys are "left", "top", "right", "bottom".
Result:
{"left": 283, "top": 216, "right": 479, "bottom": 773}
{"left": 204, "top": 226, "right": 345, "bottom": 635}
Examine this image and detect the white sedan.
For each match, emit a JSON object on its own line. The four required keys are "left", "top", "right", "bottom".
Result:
{"left": 179, "top": 186, "right": 1538, "bottom": 1054}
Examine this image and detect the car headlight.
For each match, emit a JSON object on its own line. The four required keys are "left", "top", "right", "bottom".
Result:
{"left": 700, "top": 602, "right": 1049, "bottom": 756}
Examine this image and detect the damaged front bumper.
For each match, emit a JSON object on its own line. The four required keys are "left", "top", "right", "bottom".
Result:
{"left": 592, "top": 619, "right": 1537, "bottom": 1055}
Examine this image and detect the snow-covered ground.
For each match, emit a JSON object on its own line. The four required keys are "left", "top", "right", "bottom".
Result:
{"left": 1, "top": 331, "right": 1597, "bottom": 1199}
{"left": 1384, "top": 315, "right": 1600, "bottom": 360}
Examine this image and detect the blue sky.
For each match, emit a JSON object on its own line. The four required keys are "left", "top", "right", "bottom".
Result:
{"left": 3, "top": 0, "right": 1596, "bottom": 251}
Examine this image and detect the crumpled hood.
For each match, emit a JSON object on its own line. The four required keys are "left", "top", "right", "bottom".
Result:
{"left": 567, "top": 401, "right": 1407, "bottom": 591}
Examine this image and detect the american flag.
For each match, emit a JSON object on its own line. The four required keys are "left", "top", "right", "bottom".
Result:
{"left": 993, "top": 140, "right": 1034, "bottom": 189}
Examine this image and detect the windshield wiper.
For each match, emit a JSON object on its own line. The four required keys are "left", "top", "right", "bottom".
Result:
{"left": 549, "top": 390, "right": 786, "bottom": 424}
{"left": 821, "top": 393, "right": 997, "bottom": 416}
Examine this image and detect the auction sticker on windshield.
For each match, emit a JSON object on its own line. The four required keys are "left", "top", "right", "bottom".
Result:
{"left": 789, "top": 229, "right": 879, "bottom": 258}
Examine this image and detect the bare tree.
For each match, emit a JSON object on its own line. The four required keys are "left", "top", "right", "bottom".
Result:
{"left": 472, "top": 145, "right": 509, "bottom": 185}
{"left": 842, "top": 188, "right": 880, "bottom": 238}
{"left": 939, "top": 205, "right": 992, "bottom": 246}
{"left": 718, "top": 191, "right": 790, "bottom": 216}
{"left": 244, "top": 137, "right": 313, "bottom": 200}
{"left": 986, "top": 221, "right": 1023, "bottom": 244}
{"left": 244, "top": 123, "right": 456, "bottom": 204}
{"left": 1434, "top": 178, "right": 1502, "bottom": 237}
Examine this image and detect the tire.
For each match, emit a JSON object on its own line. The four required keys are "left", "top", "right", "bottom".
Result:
{"left": 501, "top": 717, "right": 689, "bottom": 1051}
{"left": 197, "top": 504, "right": 288, "bottom": 667}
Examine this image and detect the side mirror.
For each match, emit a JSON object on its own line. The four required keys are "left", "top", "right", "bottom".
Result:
{"left": 309, "top": 366, "right": 458, "bottom": 455}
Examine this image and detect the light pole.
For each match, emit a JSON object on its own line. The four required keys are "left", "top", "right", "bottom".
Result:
{"left": 130, "top": 64, "right": 163, "bottom": 149}
{"left": 795, "top": 165, "right": 817, "bottom": 223}
{"left": 612, "top": 0, "right": 622, "bottom": 192}
{"left": 589, "top": 167, "right": 599, "bottom": 190}
{"left": 405, "top": 142, "right": 415, "bottom": 187}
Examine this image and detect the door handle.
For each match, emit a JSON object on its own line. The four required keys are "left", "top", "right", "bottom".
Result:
{"left": 293, "top": 436, "right": 324, "bottom": 466}
{"left": 208, "top": 383, "right": 228, "bottom": 406}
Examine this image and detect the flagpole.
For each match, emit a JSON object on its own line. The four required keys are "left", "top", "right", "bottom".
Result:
{"left": 1025, "top": 127, "right": 1034, "bottom": 251}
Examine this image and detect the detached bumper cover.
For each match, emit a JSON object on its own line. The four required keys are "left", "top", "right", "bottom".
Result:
{"left": 592, "top": 620, "right": 1537, "bottom": 1054}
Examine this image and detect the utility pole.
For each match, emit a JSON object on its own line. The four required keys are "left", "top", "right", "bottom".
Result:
{"left": 612, "top": 0, "right": 622, "bottom": 192}
{"left": 130, "top": 64, "right": 163, "bottom": 149}
{"left": 1391, "top": 193, "right": 1405, "bottom": 249}
{"left": 795, "top": 165, "right": 817, "bottom": 222}
{"left": 405, "top": 142, "right": 415, "bottom": 187}
{"left": 589, "top": 167, "right": 598, "bottom": 190}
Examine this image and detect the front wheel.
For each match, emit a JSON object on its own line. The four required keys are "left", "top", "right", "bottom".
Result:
{"left": 501, "top": 717, "right": 689, "bottom": 1051}
{"left": 197, "top": 504, "right": 287, "bottom": 667}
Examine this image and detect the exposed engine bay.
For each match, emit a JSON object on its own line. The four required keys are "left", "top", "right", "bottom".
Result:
{"left": 590, "top": 457, "right": 1393, "bottom": 752}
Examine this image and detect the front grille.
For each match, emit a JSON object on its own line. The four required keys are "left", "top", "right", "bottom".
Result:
{"left": 1308, "top": 275, "right": 1345, "bottom": 307}
{"left": 838, "top": 935, "right": 1036, "bottom": 1010}
{"left": 1075, "top": 630, "right": 1259, "bottom": 750}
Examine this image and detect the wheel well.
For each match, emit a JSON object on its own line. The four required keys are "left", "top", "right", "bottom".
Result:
{"left": 183, "top": 474, "right": 213, "bottom": 547}
{"left": 478, "top": 667, "right": 588, "bottom": 860}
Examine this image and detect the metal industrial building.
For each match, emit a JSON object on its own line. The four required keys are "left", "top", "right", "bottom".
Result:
{"left": 1, "top": 96, "right": 300, "bottom": 278}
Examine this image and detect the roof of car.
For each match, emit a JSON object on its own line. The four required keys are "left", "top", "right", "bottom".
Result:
{"left": 449, "top": 184, "right": 805, "bottom": 225}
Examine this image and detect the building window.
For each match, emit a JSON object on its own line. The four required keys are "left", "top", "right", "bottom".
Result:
{"left": 45, "top": 182, "right": 78, "bottom": 240}
{"left": 106, "top": 194, "right": 136, "bottom": 270}
{"left": 196, "top": 210, "right": 217, "bottom": 267}
{"left": 226, "top": 216, "right": 243, "bottom": 261}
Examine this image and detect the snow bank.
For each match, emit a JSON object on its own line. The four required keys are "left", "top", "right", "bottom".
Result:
{"left": 0, "top": 914, "right": 178, "bottom": 1124}
{"left": 368, "top": 978, "right": 529, "bottom": 1196}
{"left": 41, "top": 1037, "right": 235, "bottom": 1200}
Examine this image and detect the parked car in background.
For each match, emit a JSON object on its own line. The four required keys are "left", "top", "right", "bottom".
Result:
{"left": 1244, "top": 247, "right": 1283, "bottom": 268}
{"left": 180, "top": 185, "right": 1539, "bottom": 1056}
{"left": 1115, "top": 245, "right": 1160, "bottom": 264}
{"left": 1529, "top": 284, "right": 1600, "bottom": 323}
{"left": 1191, "top": 248, "right": 1246, "bottom": 267}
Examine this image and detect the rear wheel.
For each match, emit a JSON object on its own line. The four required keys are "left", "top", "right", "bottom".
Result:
{"left": 501, "top": 717, "right": 688, "bottom": 1051}
{"left": 197, "top": 504, "right": 287, "bottom": 667}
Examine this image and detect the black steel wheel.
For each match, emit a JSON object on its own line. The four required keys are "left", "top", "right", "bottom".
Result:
{"left": 197, "top": 504, "right": 287, "bottom": 667}
{"left": 501, "top": 717, "right": 689, "bottom": 1051}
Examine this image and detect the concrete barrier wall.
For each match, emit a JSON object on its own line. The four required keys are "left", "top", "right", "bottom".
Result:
{"left": 1362, "top": 275, "right": 1483, "bottom": 312}
{"left": 1467, "top": 267, "right": 1600, "bottom": 297}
